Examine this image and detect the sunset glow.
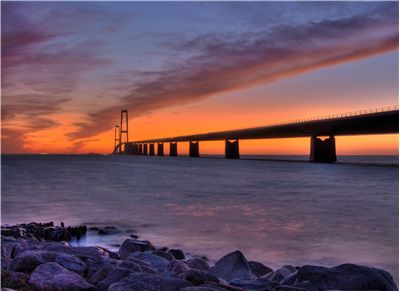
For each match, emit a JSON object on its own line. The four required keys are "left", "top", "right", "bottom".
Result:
{"left": 2, "top": 2, "right": 398, "bottom": 154}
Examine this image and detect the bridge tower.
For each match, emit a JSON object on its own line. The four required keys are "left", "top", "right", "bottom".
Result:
{"left": 114, "top": 125, "right": 120, "bottom": 153}
{"left": 119, "top": 110, "right": 129, "bottom": 154}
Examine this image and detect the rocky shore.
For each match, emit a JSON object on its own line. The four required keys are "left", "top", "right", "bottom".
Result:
{"left": 1, "top": 222, "right": 398, "bottom": 291}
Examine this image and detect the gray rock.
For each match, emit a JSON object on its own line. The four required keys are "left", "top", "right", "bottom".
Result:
{"left": 1, "top": 270, "right": 30, "bottom": 290}
{"left": 1, "top": 237, "right": 16, "bottom": 259}
{"left": 166, "top": 260, "right": 191, "bottom": 276}
{"left": 108, "top": 272, "right": 192, "bottom": 290}
{"left": 248, "top": 261, "right": 273, "bottom": 277}
{"left": 44, "top": 245, "right": 103, "bottom": 261}
{"left": 169, "top": 249, "right": 185, "bottom": 260}
{"left": 229, "top": 278, "right": 274, "bottom": 290}
{"left": 119, "top": 239, "right": 155, "bottom": 259}
{"left": 187, "top": 258, "right": 210, "bottom": 271}
{"left": 28, "top": 262, "right": 94, "bottom": 290}
{"left": 120, "top": 258, "right": 157, "bottom": 274}
{"left": 183, "top": 269, "right": 220, "bottom": 285}
{"left": 87, "top": 257, "right": 121, "bottom": 284}
{"left": 96, "top": 267, "right": 133, "bottom": 290}
{"left": 181, "top": 284, "right": 229, "bottom": 291}
{"left": 9, "top": 250, "right": 57, "bottom": 273}
{"left": 210, "top": 251, "right": 255, "bottom": 282}
{"left": 128, "top": 252, "right": 170, "bottom": 272}
{"left": 55, "top": 253, "right": 86, "bottom": 275}
{"left": 151, "top": 250, "right": 174, "bottom": 261}
{"left": 295, "top": 263, "right": 398, "bottom": 291}
{"left": 262, "top": 265, "right": 296, "bottom": 283}
{"left": 276, "top": 281, "right": 318, "bottom": 291}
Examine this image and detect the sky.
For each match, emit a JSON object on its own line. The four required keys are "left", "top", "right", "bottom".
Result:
{"left": 1, "top": 1, "right": 399, "bottom": 155}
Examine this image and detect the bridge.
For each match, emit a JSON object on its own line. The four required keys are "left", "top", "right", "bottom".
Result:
{"left": 113, "top": 105, "right": 399, "bottom": 162}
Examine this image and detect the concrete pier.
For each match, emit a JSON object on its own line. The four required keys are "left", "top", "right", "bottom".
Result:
{"left": 225, "top": 139, "right": 240, "bottom": 159}
{"left": 138, "top": 144, "right": 143, "bottom": 155}
{"left": 124, "top": 143, "right": 134, "bottom": 155}
{"left": 310, "top": 136, "right": 337, "bottom": 162}
{"left": 149, "top": 143, "right": 155, "bottom": 156}
{"left": 170, "top": 142, "right": 178, "bottom": 156}
{"left": 143, "top": 144, "right": 148, "bottom": 155}
{"left": 157, "top": 143, "right": 164, "bottom": 156}
{"left": 189, "top": 141, "right": 199, "bottom": 157}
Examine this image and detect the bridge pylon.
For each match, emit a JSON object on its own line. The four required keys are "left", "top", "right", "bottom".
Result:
{"left": 114, "top": 125, "right": 120, "bottom": 153}
{"left": 119, "top": 110, "right": 129, "bottom": 154}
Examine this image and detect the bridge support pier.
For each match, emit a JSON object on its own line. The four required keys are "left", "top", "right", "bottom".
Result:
{"left": 138, "top": 144, "right": 143, "bottom": 155}
{"left": 157, "top": 143, "right": 164, "bottom": 156}
{"left": 189, "top": 141, "right": 199, "bottom": 157}
{"left": 124, "top": 143, "right": 134, "bottom": 155}
{"left": 170, "top": 142, "right": 178, "bottom": 156}
{"left": 310, "top": 136, "right": 337, "bottom": 162}
{"left": 149, "top": 143, "right": 155, "bottom": 156}
{"left": 225, "top": 139, "right": 240, "bottom": 159}
{"left": 143, "top": 144, "right": 148, "bottom": 155}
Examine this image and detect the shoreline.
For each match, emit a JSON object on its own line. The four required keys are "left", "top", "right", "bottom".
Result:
{"left": 1, "top": 222, "right": 398, "bottom": 291}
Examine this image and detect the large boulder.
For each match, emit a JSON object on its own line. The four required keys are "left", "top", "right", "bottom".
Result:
{"left": 1, "top": 270, "right": 31, "bottom": 290}
{"left": 169, "top": 249, "right": 185, "bottom": 260}
{"left": 1, "top": 236, "right": 16, "bottom": 259}
{"left": 28, "top": 262, "right": 94, "bottom": 290}
{"left": 108, "top": 272, "right": 193, "bottom": 290}
{"left": 229, "top": 278, "right": 275, "bottom": 290}
{"left": 119, "top": 239, "right": 155, "bottom": 259}
{"left": 183, "top": 269, "right": 220, "bottom": 285}
{"left": 165, "top": 260, "right": 191, "bottom": 276}
{"left": 96, "top": 267, "right": 133, "bottom": 290}
{"left": 55, "top": 253, "right": 86, "bottom": 275}
{"left": 248, "top": 261, "right": 273, "bottom": 277}
{"left": 294, "top": 264, "right": 398, "bottom": 291}
{"left": 187, "top": 258, "right": 210, "bottom": 271}
{"left": 210, "top": 251, "right": 255, "bottom": 282}
{"left": 9, "top": 250, "right": 57, "bottom": 273}
{"left": 128, "top": 252, "right": 170, "bottom": 272}
{"left": 262, "top": 265, "right": 296, "bottom": 283}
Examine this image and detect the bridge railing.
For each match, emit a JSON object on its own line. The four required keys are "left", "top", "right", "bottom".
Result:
{"left": 133, "top": 105, "right": 399, "bottom": 142}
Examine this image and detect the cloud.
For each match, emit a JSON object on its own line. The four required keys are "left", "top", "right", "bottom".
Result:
{"left": 70, "top": 2, "right": 398, "bottom": 140}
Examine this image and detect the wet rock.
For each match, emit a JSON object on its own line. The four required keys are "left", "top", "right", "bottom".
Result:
{"left": 183, "top": 269, "right": 220, "bottom": 285}
{"left": 275, "top": 281, "right": 318, "bottom": 291}
{"left": 97, "top": 226, "right": 120, "bottom": 236}
{"left": 120, "top": 258, "right": 157, "bottom": 274}
{"left": 210, "top": 251, "right": 255, "bottom": 282}
{"left": 295, "top": 263, "right": 398, "bottom": 291}
{"left": 44, "top": 245, "right": 103, "bottom": 261}
{"left": 1, "top": 238, "right": 16, "bottom": 259}
{"left": 55, "top": 253, "right": 86, "bottom": 275}
{"left": 169, "top": 248, "right": 185, "bottom": 260}
{"left": 29, "top": 262, "right": 94, "bottom": 290}
{"left": 187, "top": 258, "right": 210, "bottom": 271}
{"left": 248, "top": 261, "right": 273, "bottom": 277}
{"left": 9, "top": 250, "right": 57, "bottom": 273}
{"left": 96, "top": 267, "right": 133, "bottom": 290}
{"left": 86, "top": 257, "right": 121, "bottom": 283}
{"left": 262, "top": 265, "right": 296, "bottom": 283}
{"left": 119, "top": 239, "right": 155, "bottom": 259}
{"left": 181, "top": 284, "right": 230, "bottom": 291}
{"left": 108, "top": 272, "right": 193, "bottom": 290}
{"left": 151, "top": 250, "right": 174, "bottom": 261}
{"left": 1, "top": 270, "right": 30, "bottom": 290}
{"left": 128, "top": 252, "right": 170, "bottom": 271}
{"left": 166, "top": 260, "right": 191, "bottom": 276}
{"left": 229, "top": 278, "right": 275, "bottom": 290}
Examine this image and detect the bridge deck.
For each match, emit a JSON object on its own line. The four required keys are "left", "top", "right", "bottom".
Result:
{"left": 131, "top": 108, "right": 399, "bottom": 144}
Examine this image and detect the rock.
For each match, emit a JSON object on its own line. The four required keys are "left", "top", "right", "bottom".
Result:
{"left": 55, "top": 253, "right": 86, "bottom": 275}
{"left": 229, "top": 278, "right": 275, "bottom": 290}
{"left": 151, "top": 250, "right": 174, "bottom": 261}
{"left": 9, "top": 250, "right": 56, "bottom": 273}
{"left": 294, "top": 263, "right": 398, "bottom": 291}
{"left": 108, "top": 273, "right": 192, "bottom": 290}
{"left": 181, "top": 284, "right": 230, "bottom": 291}
{"left": 96, "top": 267, "right": 133, "bottom": 290}
{"left": 44, "top": 245, "right": 103, "bottom": 261}
{"left": 210, "top": 251, "right": 255, "bottom": 282}
{"left": 128, "top": 252, "right": 170, "bottom": 272}
{"left": 187, "top": 258, "right": 210, "bottom": 271}
{"left": 183, "top": 269, "right": 220, "bottom": 285}
{"left": 28, "top": 262, "right": 94, "bottom": 290}
{"left": 169, "top": 248, "right": 185, "bottom": 260}
{"left": 120, "top": 258, "right": 157, "bottom": 274}
{"left": 262, "top": 265, "right": 296, "bottom": 283}
{"left": 86, "top": 257, "right": 121, "bottom": 284}
{"left": 275, "top": 281, "right": 318, "bottom": 291}
{"left": 248, "top": 261, "right": 273, "bottom": 277}
{"left": 166, "top": 260, "right": 191, "bottom": 276}
{"left": 1, "top": 237, "right": 16, "bottom": 259}
{"left": 1, "top": 270, "right": 30, "bottom": 290}
{"left": 119, "top": 239, "right": 155, "bottom": 259}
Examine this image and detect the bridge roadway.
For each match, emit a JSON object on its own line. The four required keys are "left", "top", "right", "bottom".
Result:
{"left": 118, "top": 107, "right": 399, "bottom": 162}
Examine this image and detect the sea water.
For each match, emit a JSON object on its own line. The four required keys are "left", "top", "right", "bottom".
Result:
{"left": 1, "top": 154, "right": 398, "bottom": 282}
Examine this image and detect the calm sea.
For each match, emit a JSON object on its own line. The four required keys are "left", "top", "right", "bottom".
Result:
{"left": 1, "top": 154, "right": 398, "bottom": 282}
